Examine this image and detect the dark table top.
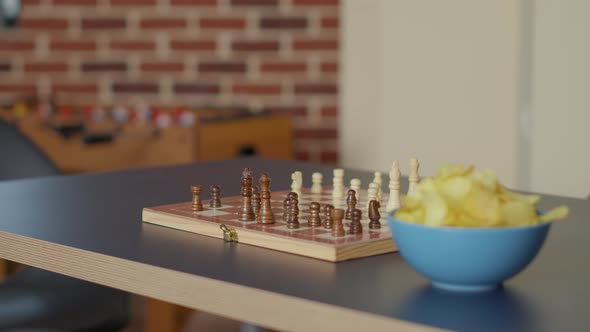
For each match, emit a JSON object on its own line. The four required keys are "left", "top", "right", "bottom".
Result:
{"left": 0, "top": 157, "right": 588, "bottom": 332}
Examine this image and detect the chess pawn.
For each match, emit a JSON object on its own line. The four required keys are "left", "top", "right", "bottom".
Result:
{"left": 256, "top": 173, "right": 275, "bottom": 224}
{"left": 368, "top": 200, "right": 381, "bottom": 229}
{"left": 350, "top": 178, "right": 361, "bottom": 201}
{"left": 308, "top": 202, "right": 322, "bottom": 227}
{"left": 386, "top": 161, "right": 401, "bottom": 212}
{"left": 367, "top": 184, "right": 378, "bottom": 209}
{"left": 349, "top": 209, "right": 363, "bottom": 234}
{"left": 331, "top": 208, "right": 345, "bottom": 237}
{"left": 239, "top": 169, "right": 255, "bottom": 221}
{"left": 323, "top": 204, "right": 334, "bottom": 229}
{"left": 287, "top": 198, "right": 300, "bottom": 229}
{"left": 345, "top": 189, "right": 357, "bottom": 220}
{"left": 373, "top": 172, "right": 383, "bottom": 202}
{"left": 252, "top": 186, "right": 261, "bottom": 215}
{"left": 291, "top": 171, "right": 302, "bottom": 197}
{"left": 191, "top": 185, "right": 203, "bottom": 212}
{"left": 311, "top": 172, "right": 323, "bottom": 194}
{"left": 283, "top": 197, "right": 290, "bottom": 222}
{"left": 332, "top": 168, "right": 345, "bottom": 199}
{"left": 209, "top": 185, "right": 222, "bottom": 208}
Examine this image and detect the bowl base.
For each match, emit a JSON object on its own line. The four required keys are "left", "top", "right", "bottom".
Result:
{"left": 431, "top": 281, "right": 501, "bottom": 292}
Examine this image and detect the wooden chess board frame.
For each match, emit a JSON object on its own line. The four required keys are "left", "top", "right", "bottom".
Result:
{"left": 142, "top": 188, "right": 397, "bottom": 262}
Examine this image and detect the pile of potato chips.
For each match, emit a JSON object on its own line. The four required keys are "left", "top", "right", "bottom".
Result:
{"left": 393, "top": 164, "right": 569, "bottom": 227}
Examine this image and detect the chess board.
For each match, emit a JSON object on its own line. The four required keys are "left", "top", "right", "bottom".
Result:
{"left": 142, "top": 187, "right": 397, "bottom": 262}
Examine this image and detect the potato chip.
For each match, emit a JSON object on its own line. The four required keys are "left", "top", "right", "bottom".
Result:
{"left": 394, "top": 164, "right": 569, "bottom": 227}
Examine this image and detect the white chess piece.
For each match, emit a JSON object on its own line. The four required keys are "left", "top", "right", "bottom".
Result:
{"left": 386, "top": 161, "right": 401, "bottom": 212}
{"left": 332, "top": 168, "right": 345, "bottom": 199}
{"left": 291, "top": 171, "right": 302, "bottom": 197}
{"left": 367, "top": 183, "right": 378, "bottom": 209}
{"left": 350, "top": 178, "right": 361, "bottom": 202}
{"left": 408, "top": 158, "right": 420, "bottom": 196}
{"left": 311, "top": 172, "right": 323, "bottom": 194}
{"left": 372, "top": 172, "right": 383, "bottom": 202}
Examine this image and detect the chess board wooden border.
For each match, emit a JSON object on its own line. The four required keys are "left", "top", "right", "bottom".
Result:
{"left": 142, "top": 189, "right": 398, "bottom": 262}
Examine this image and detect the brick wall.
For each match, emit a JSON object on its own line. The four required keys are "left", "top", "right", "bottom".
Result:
{"left": 0, "top": 0, "right": 339, "bottom": 164}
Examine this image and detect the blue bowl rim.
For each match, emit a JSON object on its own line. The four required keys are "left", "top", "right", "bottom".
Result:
{"left": 388, "top": 210, "right": 552, "bottom": 233}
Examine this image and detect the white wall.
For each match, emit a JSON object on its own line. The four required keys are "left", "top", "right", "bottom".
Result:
{"left": 529, "top": 0, "right": 590, "bottom": 198}
{"left": 342, "top": 0, "right": 525, "bottom": 188}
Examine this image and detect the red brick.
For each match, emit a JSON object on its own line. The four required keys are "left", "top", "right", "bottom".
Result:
{"left": 261, "top": 61, "right": 306, "bottom": 72}
{"left": 0, "top": 84, "right": 36, "bottom": 93}
{"left": 111, "top": 0, "right": 156, "bottom": 5}
{"left": 170, "top": 0, "right": 217, "bottom": 4}
{"left": 320, "top": 151, "right": 338, "bottom": 163}
{"left": 141, "top": 62, "right": 184, "bottom": 72}
{"left": 53, "top": 0, "right": 97, "bottom": 5}
{"left": 231, "top": 0, "right": 277, "bottom": 6}
{"left": 110, "top": 40, "right": 155, "bottom": 51}
{"left": 0, "top": 41, "right": 35, "bottom": 51}
{"left": 320, "top": 105, "right": 337, "bottom": 116}
{"left": 321, "top": 17, "right": 338, "bottom": 29}
{"left": 53, "top": 84, "right": 97, "bottom": 93}
{"left": 266, "top": 105, "right": 306, "bottom": 116}
{"left": 232, "top": 40, "right": 279, "bottom": 52}
{"left": 82, "top": 18, "right": 126, "bottom": 29}
{"left": 294, "top": 129, "right": 337, "bottom": 139}
{"left": 260, "top": 17, "right": 307, "bottom": 29}
{"left": 233, "top": 84, "right": 281, "bottom": 95}
{"left": 170, "top": 40, "right": 216, "bottom": 51}
{"left": 50, "top": 40, "right": 96, "bottom": 51}
{"left": 174, "top": 83, "right": 219, "bottom": 94}
{"left": 293, "top": 39, "right": 338, "bottom": 50}
{"left": 0, "top": 63, "right": 11, "bottom": 71}
{"left": 294, "top": 84, "right": 337, "bottom": 94}
{"left": 198, "top": 62, "right": 246, "bottom": 73}
{"left": 22, "top": 0, "right": 42, "bottom": 5}
{"left": 293, "top": 0, "right": 338, "bottom": 5}
{"left": 141, "top": 18, "right": 187, "bottom": 29}
{"left": 20, "top": 18, "right": 69, "bottom": 30}
{"left": 24, "top": 62, "right": 68, "bottom": 72}
{"left": 112, "top": 82, "right": 159, "bottom": 93}
{"left": 81, "top": 62, "right": 127, "bottom": 72}
{"left": 200, "top": 18, "right": 246, "bottom": 29}
{"left": 295, "top": 150, "right": 310, "bottom": 161}
{"left": 320, "top": 62, "right": 338, "bottom": 72}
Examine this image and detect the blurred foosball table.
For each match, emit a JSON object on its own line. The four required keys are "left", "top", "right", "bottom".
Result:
{"left": 9, "top": 110, "right": 293, "bottom": 174}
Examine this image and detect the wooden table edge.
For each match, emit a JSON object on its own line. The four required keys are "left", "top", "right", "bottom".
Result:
{"left": 0, "top": 231, "right": 444, "bottom": 332}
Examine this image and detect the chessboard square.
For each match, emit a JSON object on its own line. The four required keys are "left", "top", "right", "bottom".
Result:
{"left": 244, "top": 222, "right": 284, "bottom": 230}
{"left": 290, "top": 227, "right": 329, "bottom": 237}
{"left": 217, "top": 213, "right": 241, "bottom": 221}
{"left": 193, "top": 209, "right": 232, "bottom": 217}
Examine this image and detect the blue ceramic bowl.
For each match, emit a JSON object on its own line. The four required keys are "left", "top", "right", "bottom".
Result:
{"left": 387, "top": 214, "right": 551, "bottom": 292}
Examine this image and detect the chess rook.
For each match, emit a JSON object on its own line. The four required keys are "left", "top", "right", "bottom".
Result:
{"left": 368, "top": 200, "right": 381, "bottom": 229}
{"left": 349, "top": 209, "right": 363, "bottom": 234}
{"left": 323, "top": 204, "right": 334, "bottom": 229}
{"left": 287, "top": 198, "right": 300, "bottom": 229}
{"left": 191, "top": 185, "right": 203, "bottom": 212}
{"left": 209, "top": 185, "right": 221, "bottom": 208}
{"left": 345, "top": 189, "right": 357, "bottom": 220}
{"left": 256, "top": 173, "right": 275, "bottom": 224}
{"left": 239, "top": 168, "right": 255, "bottom": 221}
{"left": 331, "top": 208, "right": 345, "bottom": 237}
{"left": 308, "top": 202, "right": 322, "bottom": 227}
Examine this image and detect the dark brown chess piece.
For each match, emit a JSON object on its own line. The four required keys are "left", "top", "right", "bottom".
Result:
{"left": 191, "top": 185, "right": 203, "bottom": 212}
{"left": 283, "top": 192, "right": 298, "bottom": 222}
{"left": 349, "top": 208, "right": 363, "bottom": 234}
{"left": 345, "top": 189, "right": 357, "bottom": 220}
{"left": 238, "top": 168, "right": 255, "bottom": 221}
{"left": 323, "top": 204, "right": 334, "bottom": 229}
{"left": 368, "top": 200, "right": 381, "bottom": 229}
{"left": 331, "top": 208, "right": 345, "bottom": 237}
{"left": 209, "top": 185, "right": 222, "bottom": 208}
{"left": 287, "top": 198, "right": 300, "bottom": 229}
{"left": 256, "top": 173, "right": 275, "bottom": 224}
{"left": 308, "top": 202, "right": 322, "bottom": 227}
{"left": 252, "top": 186, "right": 261, "bottom": 215}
